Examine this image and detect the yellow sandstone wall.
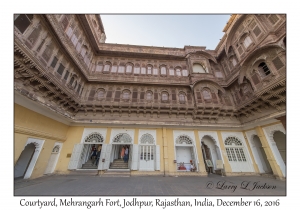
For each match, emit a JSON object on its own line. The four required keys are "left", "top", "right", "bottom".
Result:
{"left": 15, "top": 103, "right": 286, "bottom": 179}
{"left": 14, "top": 103, "right": 69, "bottom": 179}
{"left": 54, "top": 126, "right": 84, "bottom": 173}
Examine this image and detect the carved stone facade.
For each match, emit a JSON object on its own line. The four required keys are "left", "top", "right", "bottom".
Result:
{"left": 14, "top": 14, "right": 286, "bottom": 180}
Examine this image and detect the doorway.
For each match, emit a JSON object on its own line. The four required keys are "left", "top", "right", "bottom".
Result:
{"left": 252, "top": 135, "right": 272, "bottom": 173}
{"left": 176, "top": 146, "right": 193, "bottom": 171}
{"left": 81, "top": 144, "right": 102, "bottom": 168}
{"left": 109, "top": 144, "right": 131, "bottom": 169}
{"left": 14, "top": 143, "right": 36, "bottom": 179}
{"left": 139, "top": 145, "right": 155, "bottom": 171}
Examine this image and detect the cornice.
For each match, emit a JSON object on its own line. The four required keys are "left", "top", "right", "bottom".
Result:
{"left": 14, "top": 124, "right": 67, "bottom": 142}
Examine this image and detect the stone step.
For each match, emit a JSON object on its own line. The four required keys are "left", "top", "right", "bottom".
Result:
{"left": 110, "top": 164, "right": 128, "bottom": 167}
{"left": 69, "top": 169, "right": 98, "bottom": 176}
{"left": 109, "top": 165, "right": 128, "bottom": 168}
{"left": 101, "top": 170, "right": 130, "bottom": 177}
{"left": 110, "top": 167, "right": 128, "bottom": 169}
{"left": 82, "top": 166, "right": 97, "bottom": 169}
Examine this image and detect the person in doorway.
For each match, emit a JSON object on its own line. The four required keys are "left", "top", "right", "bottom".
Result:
{"left": 120, "top": 146, "right": 125, "bottom": 159}
{"left": 124, "top": 146, "right": 129, "bottom": 163}
{"left": 91, "top": 148, "right": 97, "bottom": 164}
{"left": 90, "top": 144, "right": 96, "bottom": 159}
{"left": 95, "top": 149, "right": 101, "bottom": 166}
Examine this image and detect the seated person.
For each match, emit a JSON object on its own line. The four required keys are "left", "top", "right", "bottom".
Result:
{"left": 190, "top": 162, "right": 196, "bottom": 172}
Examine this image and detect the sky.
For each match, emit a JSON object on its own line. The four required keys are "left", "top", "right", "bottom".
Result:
{"left": 100, "top": 15, "right": 230, "bottom": 50}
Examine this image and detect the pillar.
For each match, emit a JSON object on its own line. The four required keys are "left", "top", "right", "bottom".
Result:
{"left": 194, "top": 130, "right": 207, "bottom": 175}
{"left": 162, "top": 127, "right": 169, "bottom": 175}
{"left": 255, "top": 126, "right": 284, "bottom": 179}
{"left": 216, "top": 131, "right": 232, "bottom": 174}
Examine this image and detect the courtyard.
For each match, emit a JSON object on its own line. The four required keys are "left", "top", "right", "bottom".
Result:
{"left": 14, "top": 174, "right": 285, "bottom": 196}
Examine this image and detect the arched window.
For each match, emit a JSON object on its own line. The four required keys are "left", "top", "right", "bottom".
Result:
{"left": 118, "top": 65, "right": 125, "bottom": 73}
{"left": 103, "top": 62, "right": 111, "bottom": 73}
{"left": 126, "top": 64, "right": 133, "bottom": 74}
{"left": 147, "top": 66, "right": 152, "bottom": 75}
{"left": 122, "top": 90, "right": 131, "bottom": 100}
{"left": 169, "top": 68, "right": 174, "bottom": 76}
{"left": 141, "top": 66, "right": 146, "bottom": 74}
{"left": 193, "top": 63, "right": 206, "bottom": 73}
{"left": 153, "top": 67, "right": 158, "bottom": 75}
{"left": 161, "top": 92, "right": 169, "bottom": 102}
{"left": 176, "top": 68, "right": 181, "bottom": 76}
{"left": 134, "top": 64, "right": 140, "bottom": 74}
{"left": 243, "top": 36, "right": 252, "bottom": 48}
{"left": 179, "top": 93, "right": 186, "bottom": 103}
{"left": 111, "top": 64, "right": 118, "bottom": 73}
{"left": 146, "top": 91, "right": 153, "bottom": 100}
{"left": 224, "top": 136, "right": 247, "bottom": 162}
{"left": 160, "top": 66, "right": 167, "bottom": 75}
{"left": 97, "top": 89, "right": 105, "bottom": 100}
{"left": 140, "top": 133, "right": 155, "bottom": 144}
{"left": 176, "top": 135, "right": 193, "bottom": 145}
{"left": 96, "top": 62, "right": 103, "bottom": 72}
{"left": 202, "top": 89, "right": 211, "bottom": 100}
{"left": 84, "top": 132, "right": 104, "bottom": 143}
{"left": 258, "top": 62, "right": 270, "bottom": 77}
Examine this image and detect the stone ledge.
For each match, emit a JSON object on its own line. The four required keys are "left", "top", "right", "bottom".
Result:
{"left": 14, "top": 125, "right": 67, "bottom": 142}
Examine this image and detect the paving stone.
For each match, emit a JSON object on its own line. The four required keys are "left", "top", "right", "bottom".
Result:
{"left": 14, "top": 174, "right": 286, "bottom": 196}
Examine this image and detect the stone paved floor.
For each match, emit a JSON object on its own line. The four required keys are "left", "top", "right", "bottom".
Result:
{"left": 14, "top": 174, "right": 286, "bottom": 196}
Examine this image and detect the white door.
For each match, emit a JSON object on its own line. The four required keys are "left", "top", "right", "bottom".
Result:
{"left": 44, "top": 152, "right": 59, "bottom": 174}
{"left": 68, "top": 144, "right": 84, "bottom": 170}
{"left": 226, "top": 147, "right": 252, "bottom": 172}
{"left": 176, "top": 146, "right": 192, "bottom": 171}
{"left": 128, "top": 145, "right": 133, "bottom": 169}
{"left": 81, "top": 144, "right": 90, "bottom": 165}
{"left": 104, "top": 144, "right": 112, "bottom": 169}
{"left": 139, "top": 145, "right": 155, "bottom": 171}
{"left": 98, "top": 144, "right": 107, "bottom": 170}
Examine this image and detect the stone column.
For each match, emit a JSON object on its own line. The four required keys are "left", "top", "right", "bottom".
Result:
{"left": 194, "top": 130, "right": 208, "bottom": 175}
{"left": 134, "top": 129, "right": 139, "bottom": 145}
{"left": 216, "top": 131, "right": 232, "bottom": 174}
{"left": 162, "top": 127, "right": 169, "bottom": 176}
{"left": 255, "top": 126, "right": 284, "bottom": 179}
{"left": 105, "top": 128, "right": 112, "bottom": 144}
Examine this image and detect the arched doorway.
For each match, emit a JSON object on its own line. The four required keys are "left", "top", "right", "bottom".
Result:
{"left": 175, "top": 135, "right": 198, "bottom": 171}
{"left": 224, "top": 136, "right": 253, "bottom": 172}
{"left": 44, "top": 143, "right": 63, "bottom": 174}
{"left": 107, "top": 133, "right": 133, "bottom": 169}
{"left": 252, "top": 135, "right": 272, "bottom": 173}
{"left": 14, "top": 143, "right": 36, "bottom": 179}
{"left": 263, "top": 124, "right": 286, "bottom": 177}
{"left": 201, "top": 135, "right": 222, "bottom": 173}
{"left": 68, "top": 132, "right": 104, "bottom": 170}
{"left": 139, "top": 133, "right": 155, "bottom": 171}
